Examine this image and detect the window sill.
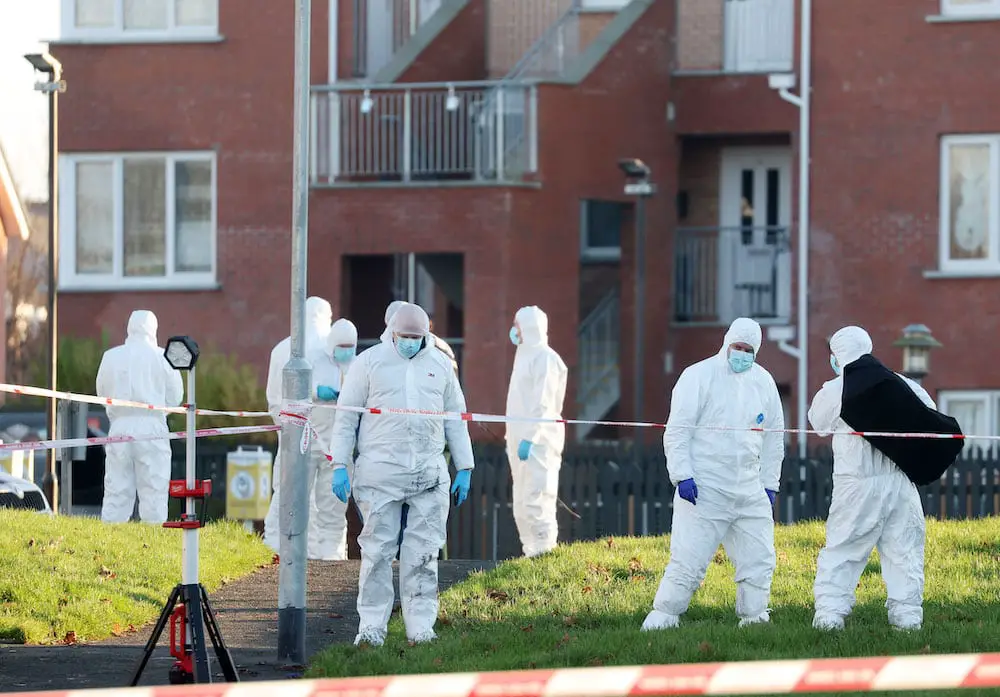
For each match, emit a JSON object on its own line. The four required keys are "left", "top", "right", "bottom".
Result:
{"left": 59, "top": 282, "right": 222, "bottom": 293}
{"left": 51, "top": 34, "right": 225, "bottom": 46}
{"left": 926, "top": 14, "right": 1000, "bottom": 24}
{"left": 579, "top": 5, "right": 627, "bottom": 13}
{"left": 924, "top": 269, "right": 1000, "bottom": 279}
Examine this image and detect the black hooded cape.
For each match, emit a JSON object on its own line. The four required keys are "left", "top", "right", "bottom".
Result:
{"left": 840, "top": 354, "right": 963, "bottom": 486}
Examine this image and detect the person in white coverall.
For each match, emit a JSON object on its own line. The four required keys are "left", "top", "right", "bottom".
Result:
{"left": 262, "top": 296, "right": 333, "bottom": 557}
{"left": 808, "top": 326, "right": 930, "bottom": 631}
{"left": 643, "top": 317, "right": 784, "bottom": 630}
{"left": 328, "top": 303, "right": 475, "bottom": 647}
{"left": 306, "top": 318, "right": 359, "bottom": 560}
{"left": 505, "top": 306, "right": 568, "bottom": 558}
{"left": 97, "top": 310, "right": 184, "bottom": 524}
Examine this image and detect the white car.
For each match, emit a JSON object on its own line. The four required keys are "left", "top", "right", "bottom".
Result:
{"left": 0, "top": 471, "right": 53, "bottom": 513}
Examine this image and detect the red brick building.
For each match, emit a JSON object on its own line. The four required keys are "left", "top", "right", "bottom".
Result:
{"left": 50, "top": 0, "right": 1000, "bottom": 448}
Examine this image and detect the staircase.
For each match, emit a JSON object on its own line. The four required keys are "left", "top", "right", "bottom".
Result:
{"left": 576, "top": 289, "right": 621, "bottom": 441}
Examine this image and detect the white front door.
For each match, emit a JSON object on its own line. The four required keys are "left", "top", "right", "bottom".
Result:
{"left": 718, "top": 147, "right": 792, "bottom": 324}
{"left": 723, "top": 0, "right": 794, "bottom": 73}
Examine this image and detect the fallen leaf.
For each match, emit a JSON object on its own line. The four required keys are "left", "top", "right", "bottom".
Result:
{"left": 27, "top": 539, "right": 35, "bottom": 548}
{"left": 520, "top": 624, "right": 534, "bottom": 632}
{"left": 581, "top": 586, "right": 593, "bottom": 594}
{"left": 99, "top": 566, "right": 116, "bottom": 579}
{"left": 438, "top": 616, "right": 452, "bottom": 626}
{"left": 588, "top": 657, "right": 604, "bottom": 667}
{"left": 698, "top": 641, "right": 713, "bottom": 655}
{"left": 432, "top": 657, "right": 443, "bottom": 666}
{"left": 606, "top": 537, "right": 616, "bottom": 549}
{"left": 563, "top": 615, "right": 577, "bottom": 626}
{"left": 712, "top": 550, "right": 727, "bottom": 565}
{"left": 111, "top": 624, "right": 122, "bottom": 637}
{"left": 63, "top": 631, "right": 77, "bottom": 645}
{"left": 271, "top": 554, "right": 280, "bottom": 565}
{"left": 486, "top": 589, "right": 509, "bottom": 603}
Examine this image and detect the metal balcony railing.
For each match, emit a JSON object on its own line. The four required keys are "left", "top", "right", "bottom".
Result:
{"left": 310, "top": 81, "right": 539, "bottom": 185}
{"left": 673, "top": 226, "right": 792, "bottom": 325}
{"left": 674, "top": 0, "right": 794, "bottom": 74}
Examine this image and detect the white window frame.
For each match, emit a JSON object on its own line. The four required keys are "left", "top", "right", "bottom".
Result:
{"left": 580, "top": 0, "right": 630, "bottom": 10}
{"left": 941, "top": 0, "right": 1000, "bottom": 18}
{"left": 938, "top": 134, "right": 1000, "bottom": 273}
{"left": 580, "top": 199, "right": 623, "bottom": 263}
{"left": 59, "top": 151, "right": 218, "bottom": 292}
{"left": 938, "top": 390, "right": 1000, "bottom": 454}
{"left": 60, "top": 0, "right": 221, "bottom": 43}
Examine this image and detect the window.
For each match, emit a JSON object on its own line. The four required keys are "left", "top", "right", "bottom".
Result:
{"left": 580, "top": 0, "right": 631, "bottom": 9}
{"left": 941, "top": 0, "right": 1000, "bottom": 18}
{"left": 59, "top": 152, "right": 217, "bottom": 290}
{"left": 62, "top": 0, "right": 219, "bottom": 41}
{"left": 939, "top": 135, "right": 1000, "bottom": 272}
{"left": 580, "top": 199, "right": 626, "bottom": 262}
{"left": 938, "top": 390, "right": 1000, "bottom": 454}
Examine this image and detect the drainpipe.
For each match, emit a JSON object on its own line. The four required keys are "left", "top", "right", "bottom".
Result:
{"left": 776, "top": 0, "right": 811, "bottom": 459}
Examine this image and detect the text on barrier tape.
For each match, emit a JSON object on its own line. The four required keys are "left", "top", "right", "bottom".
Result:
{"left": 3, "top": 651, "right": 1000, "bottom": 696}
{"left": 0, "top": 424, "right": 280, "bottom": 453}
{"left": 2, "top": 381, "right": 994, "bottom": 443}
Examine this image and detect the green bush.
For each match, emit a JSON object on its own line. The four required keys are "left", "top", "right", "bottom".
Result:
{"left": 14, "top": 336, "right": 275, "bottom": 448}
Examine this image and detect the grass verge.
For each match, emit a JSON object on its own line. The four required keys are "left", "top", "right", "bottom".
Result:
{"left": 309, "top": 518, "right": 1000, "bottom": 696}
{"left": 0, "top": 509, "right": 273, "bottom": 645}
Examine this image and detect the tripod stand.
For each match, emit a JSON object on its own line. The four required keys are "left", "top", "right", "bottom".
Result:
{"left": 129, "top": 339, "right": 239, "bottom": 686}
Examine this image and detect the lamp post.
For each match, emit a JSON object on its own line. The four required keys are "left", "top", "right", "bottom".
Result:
{"left": 130, "top": 336, "right": 238, "bottom": 686}
{"left": 24, "top": 52, "right": 64, "bottom": 512}
{"left": 892, "top": 324, "right": 942, "bottom": 384}
{"left": 618, "top": 158, "right": 656, "bottom": 454}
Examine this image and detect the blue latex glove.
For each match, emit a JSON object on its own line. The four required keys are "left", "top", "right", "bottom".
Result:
{"left": 450, "top": 469, "right": 471, "bottom": 507}
{"left": 677, "top": 478, "right": 698, "bottom": 505}
{"left": 766, "top": 489, "right": 778, "bottom": 507}
{"left": 332, "top": 467, "right": 351, "bottom": 503}
{"left": 317, "top": 385, "right": 339, "bottom": 401}
{"left": 517, "top": 440, "right": 533, "bottom": 461}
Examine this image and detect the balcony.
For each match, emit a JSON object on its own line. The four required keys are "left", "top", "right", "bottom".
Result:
{"left": 673, "top": 226, "right": 792, "bottom": 325}
{"left": 674, "top": 0, "right": 794, "bottom": 74}
{"left": 310, "top": 81, "right": 538, "bottom": 186}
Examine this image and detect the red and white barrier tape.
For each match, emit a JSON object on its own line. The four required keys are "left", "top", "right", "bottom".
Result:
{"left": 3, "top": 381, "right": 995, "bottom": 443}
{"left": 0, "top": 424, "right": 280, "bottom": 453}
{"left": 4, "top": 651, "right": 1000, "bottom": 696}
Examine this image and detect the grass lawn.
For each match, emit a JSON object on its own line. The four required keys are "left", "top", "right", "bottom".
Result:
{"left": 0, "top": 510, "right": 273, "bottom": 645}
{"left": 309, "top": 518, "right": 1000, "bottom": 696}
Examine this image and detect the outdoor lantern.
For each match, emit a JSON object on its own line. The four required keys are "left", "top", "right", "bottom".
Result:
{"left": 164, "top": 335, "right": 201, "bottom": 371}
{"left": 892, "top": 324, "right": 942, "bottom": 381}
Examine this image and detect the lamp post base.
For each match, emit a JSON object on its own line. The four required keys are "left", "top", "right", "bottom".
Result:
{"left": 129, "top": 582, "right": 239, "bottom": 686}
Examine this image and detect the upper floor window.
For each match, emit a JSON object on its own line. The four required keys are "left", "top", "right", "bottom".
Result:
{"left": 941, "top": 0, "right": 1000, "bottom": 18}
{"left": 62, "top": 0, "right": 219, "bottom": 42}
{"left": 580, "top": 199, "right": 625, "bottom": 262}
{"left": 939, "top": 135, "right": 1000, "bottom": 273}
{"left": 59, "top": 152, "right": 218, "bottom": 291}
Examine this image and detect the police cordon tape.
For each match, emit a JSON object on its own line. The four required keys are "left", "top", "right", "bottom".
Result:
{"left": 2, "top": 381, "right": 995, "bottom": 446}
{"left": 0, "top": 424, "right": 281, "bottom": 453}
{"left": 4, "top": 651, "right": 1000, "bottom": 696}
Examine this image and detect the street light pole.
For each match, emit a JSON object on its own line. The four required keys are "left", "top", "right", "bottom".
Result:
{"left": 618, "top": 159, "right": 656, "bottom": 460}
{"left": 277, "top": 0, "right": 314, "bottom": 666}
{"left": 25, "top": 53, "right": 64, "bottom": 512}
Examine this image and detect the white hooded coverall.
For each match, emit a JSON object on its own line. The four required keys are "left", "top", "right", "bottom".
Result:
{"left": 644, "top": 317, "right": 784, "bottom": 629}
{"left": 97, "top": 310, "right": 184, "bottom": 524}
{"left": 306, "top": 318, "right": 358, "bottom": 560}
{"left": 329, "top": 306, "right": 475, "bottom": 645}
{"left": 263, "top": 296, "right": 333, "bottom": 556}
{"left": 505, "top": 306, "right": 568, "bottom": 558}
{"left": 808, "top": 326, "right": 930, "bottom": 631}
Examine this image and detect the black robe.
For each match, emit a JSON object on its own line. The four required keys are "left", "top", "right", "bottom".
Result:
{"left": 839, "top": 354, "right": 963, "bottom": 486}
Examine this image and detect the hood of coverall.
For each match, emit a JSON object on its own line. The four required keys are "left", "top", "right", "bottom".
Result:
{"left": 515, "top": 306, "right": 548, "bottom": 348}
{"left": 380, "top": 300, "right": 408, "bottom": 342}
{"left": 126, "top": 310, "right": 158, "bottom": 347}
{"left": 389, "top": 303, "right": 430, "bottom": 337}
{"left": 328, "top": 318, "right": 359, "bottom": 351}
{"left": 718, "top": 317, "right": 762, "bottom": 357}
{"left": 306, "top": 296, "right": 333, "bottom": 337}
{"left": 829, "top": 326, "right": 873, "bottom": 369}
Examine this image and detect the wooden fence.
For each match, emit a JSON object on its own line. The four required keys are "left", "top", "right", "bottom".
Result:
{"left": 176, "top": 443, "right": 1000, "bottom": 561}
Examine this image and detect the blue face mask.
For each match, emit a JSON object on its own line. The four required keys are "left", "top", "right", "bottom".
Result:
{"left": 333, "top": 346, "right": 356, "bottom": 363}
{"left": 831, "top": 354, "right": 841, "bottom": 376}
{"left": 509, "top": 327, "right": 520, "bottom": 346}
{"left": 728, "top": 349, "right": 755, "bottom": 373}
{"left": 395, "top": 336, "right": 422, "bottom": 359}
